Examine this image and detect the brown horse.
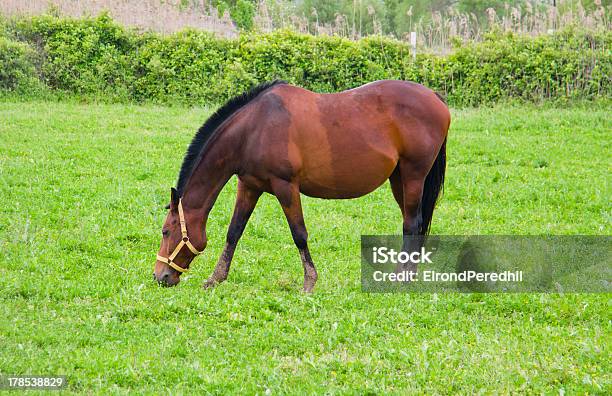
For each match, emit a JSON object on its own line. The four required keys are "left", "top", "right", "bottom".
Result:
{"left": 154, "top": 80, "right": 450, "bottom": 292}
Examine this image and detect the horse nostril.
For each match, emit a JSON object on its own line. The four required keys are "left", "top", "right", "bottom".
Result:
{"left": 162, "top": 272, "right": 170, "bottom": 283}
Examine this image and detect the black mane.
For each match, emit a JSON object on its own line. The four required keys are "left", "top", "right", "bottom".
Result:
{"left": 176, "top": 80, "right": 286, "bottom": 195}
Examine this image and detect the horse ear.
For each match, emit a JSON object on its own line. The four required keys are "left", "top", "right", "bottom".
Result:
{"left": 169, "top": 187, "right": 179, "bottom": 211}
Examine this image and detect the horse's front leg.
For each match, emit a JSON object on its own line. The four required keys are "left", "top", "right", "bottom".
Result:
{"left": 271, "top": 178, "right": 318, "bottom": 293}
{"left": 203, "top": 179, "right": 261, "bottom": 288}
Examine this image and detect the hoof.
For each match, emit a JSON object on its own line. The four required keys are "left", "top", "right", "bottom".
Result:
{"left": 202, "top": 279, "right": 220, "bottom": 289}
{"left": 302, "top": 281, "right": 316, "bottom": 293}
{"left": 395, "top": 263, "right": 418, "bottom": 282}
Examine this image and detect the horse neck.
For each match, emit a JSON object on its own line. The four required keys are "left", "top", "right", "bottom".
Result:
{"left": 180, "top": 132, "right": 239, "bottom": 222}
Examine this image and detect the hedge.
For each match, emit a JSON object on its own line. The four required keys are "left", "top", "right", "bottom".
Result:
{"left": 1, "top": 14, "right": 610, "bottom": 106}
{"left": 0, "top": 35, "right": 42, "bottom": 93}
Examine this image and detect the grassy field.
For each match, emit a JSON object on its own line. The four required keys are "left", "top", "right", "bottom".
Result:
{"left": 0, "top": 100, "right": 610, "bottom": 394}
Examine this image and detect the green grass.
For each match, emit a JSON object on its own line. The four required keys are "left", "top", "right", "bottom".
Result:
{"left": 0, "top": 100, "right": 610, "bottom": 394}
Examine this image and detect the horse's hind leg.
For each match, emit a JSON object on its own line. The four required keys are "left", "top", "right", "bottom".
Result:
{"left": 390, "top": 160, "right": 428, "bottom": 273}
{"left": 271, "top": 178, "right": 318, "bottom": 292}
{"left": 389, "top": 166, "right": 404, "bottom": 215}
{"left": 389, "top": 163, "right": 425, "bottom": 235}
{"left": 203, "top": 179, "right": 262, "bottom": 289}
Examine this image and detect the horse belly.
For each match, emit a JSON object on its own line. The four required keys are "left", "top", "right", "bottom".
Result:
{"left": 298, "top": 148, "right": 398, "bottom": 199}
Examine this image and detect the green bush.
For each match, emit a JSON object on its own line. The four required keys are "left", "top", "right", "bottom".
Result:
{"left": 0, "top": 36, "right": 41, "bottom": 93}
{"left": 435, "top": 29, "right": 612, "bottom": 105}
{"left": 12, "top": 13, "right": 137, "bottom": 100}
{"left": 231, "top": 0, "right": 256, "bottom": 31}
{"left": 1, "top": 14, "right": 610, "bottom": 106}
{"left": 212, "top": 0, "right": 256, "bottom": 31}
{"left": 132, "top": 30, "right": 234, "bottom": 103}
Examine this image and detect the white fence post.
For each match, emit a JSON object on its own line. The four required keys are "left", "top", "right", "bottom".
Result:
{"left": 410, "top": 32, "right": 417, "bottom": 61}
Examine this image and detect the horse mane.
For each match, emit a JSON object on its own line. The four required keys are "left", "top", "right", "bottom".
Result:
{"left": 176, "top": 80, "right": 287, "bottom": 195}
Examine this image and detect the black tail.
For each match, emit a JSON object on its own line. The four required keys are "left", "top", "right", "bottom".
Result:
{"left": 420, "top": 138, "right": 446, "bottom": 235}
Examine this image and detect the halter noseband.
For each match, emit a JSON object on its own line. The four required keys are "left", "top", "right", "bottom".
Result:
{"left": 156, "top": 199, "right": 202, "bottom": 273}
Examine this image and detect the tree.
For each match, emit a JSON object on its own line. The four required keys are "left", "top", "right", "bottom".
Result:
{"left": 212, "top": 0, "right": 257, "bottom": 30}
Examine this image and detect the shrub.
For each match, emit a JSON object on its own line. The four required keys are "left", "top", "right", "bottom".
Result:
{"left": 132, "top": 30, "right": 234, "bottom": 103}
{"left": 1, "top": 14, "right": 609, "bottom": 106}
{"left": 0, "top": 36, "right": 41, "bottom": 93}
{"left": 21, "top": 13, "right": 136, "bottom": 100}
{"left": 437, "top": 29, "right": 612, "bottom": 105}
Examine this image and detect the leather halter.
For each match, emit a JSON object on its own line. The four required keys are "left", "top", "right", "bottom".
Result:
{"left": 156, "top": 199, "right": 202, "bottom": 273}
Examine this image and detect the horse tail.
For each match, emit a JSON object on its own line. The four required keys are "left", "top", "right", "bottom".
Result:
{"left": 420, "top": 138, "right": 446, "bottom": 235}
{"left": 434, "top": 91, "right": 446, "bottom": 104}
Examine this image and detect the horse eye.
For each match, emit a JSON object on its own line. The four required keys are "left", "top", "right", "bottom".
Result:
{"left": 162, "top": 229, "right": 170, "bottom": 238}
